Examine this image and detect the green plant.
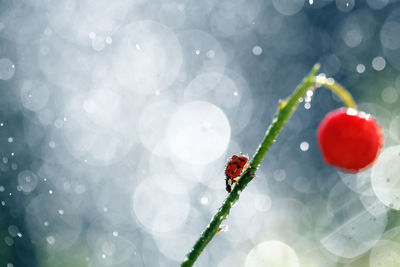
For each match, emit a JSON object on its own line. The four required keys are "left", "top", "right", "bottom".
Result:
{"left": 180, "top": 64, "right": 380, "bottom": 267}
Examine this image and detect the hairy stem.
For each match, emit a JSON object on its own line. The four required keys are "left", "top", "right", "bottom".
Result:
{"left": 180, "top": 64, "right": 354, "bottom": 267}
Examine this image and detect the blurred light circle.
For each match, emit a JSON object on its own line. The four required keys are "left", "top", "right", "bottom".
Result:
{"left": 155, "top": 231, "right": 198, "bottom": 261}
{"left": 8, "top": 225, "right": 19, "bottom": 237}
{"left": 300, "top": 141, "right": 309, "bottom": 151}
{"left": 167, "top": 101, "right": 230, "bottom": 165}
{"left": 319, "top": 53, "right": 342, "bottom": 76}
{"left": 367, "top": 0, "right": 389, "bottom": 10}
{"left": 62, "top": 97, "right": 135, "bottom": 165}
{"left": 4, "top": 236, "right": 13, "bottom": 246}
{"left": 389, "top": 115, "right": 400, "bottom": 142}
{"left": 46, "top": 0, "right": 139, "bottom": 45}
{"left": 245, "top": 240, "right": 299, "bottom": 267}
{"left": 252, "top": 46, "right": 263, "bottom": 56}
{"left": 272, "top": 0, "right": 304, "bottom": 16}
{"left": 359, "top": 194, "right": 388, "bottom": 217}
{"left": 20, "top": 80, "right": 50, "bottom": 112}
{"left": 184, "top": 72, "right": 242, "bottom": 109}
{"left": 133, "top": 178, "right": 190, "bottom": 233}
{"left": 0, "top": 1, "right": 46, "bottom": 44}
{"left": 25, "top": 193, "right": 83, "bottom": 250}
{"left": 138, "top": 100, "right": 178, "bottom": 157}
{"left": 46, "top": 236, "right": 55, "bottom": 245}
{"left": 273, "top": 169, "right": 286, "bottom": 182}
{"left": 112, "top": 20, "right": 182, "bottom": 95}
{"left": 223, "top": 186, "right": 265, "bottom": 245}
{"left": 372, "top": 56, "right": 386, "bottom": 71}
{"left": 158, "top": 2, "right": 186, "bottom": 28}
{"left": 372, "top": 146, "right": 400, "bottom": 210}
{"left": 0, "top": 58, "right": 16, "bottom": 80}
{"left": 381, "top": 87, "right": 398, "bottom": 104}
{"left": 209, "top": 1, "right": 263, "bottom": 38}
{"left": 17, "top": 170, "right": 39, "bottom": 193}
{"left": 82, "top": 88, "right": 122, "bottom": 127}
{"left": 336, "top": 0, "right": 355, "bottom": 12}
{"left": 293, "top": 175, "right": 314, "bottom": 193}
{"left": 343, "top": 28, "right": 362, "bottom": 48}
{"left": 370, "top": 240, "right": 400, "bottom": 267}
{"left": 380, "top": 22, "right": 400, "bottom": 50}
{"left": 91, "top": 36, "right": 106, "bottom": 51}
{"left": 370, "top": 226, "right": 400, "bottom": 267}
{"left": 254, "top": 195, "right": 272, "bottom": 212}
{"left": 356, "top": 64, "right": 365, "bottom": 73}
{"left": 177, "top": 30, "right": 226, "bottom": 79}
{"left": 320, "top": 181, "right": 387, "bottom": 258}
{"left": 338, "top": 169, "right": 374, "bottom": 196}
{"left": 86, "top": 219, "right": 137, "bottom": 266}
{"left": 38, "top": 109, "right": 55, "bottom": 126}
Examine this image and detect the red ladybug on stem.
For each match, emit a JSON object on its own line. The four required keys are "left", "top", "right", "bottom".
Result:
{"left": 225, "top": 153, "right": 249, "bottom": 192}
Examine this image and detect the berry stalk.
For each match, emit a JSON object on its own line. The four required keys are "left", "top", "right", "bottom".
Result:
{"left": 180, "top": 64, "right": 355, "bottom": 267}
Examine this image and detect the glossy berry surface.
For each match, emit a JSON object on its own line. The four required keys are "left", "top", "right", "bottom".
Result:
{"left": 317, "top": 108, "right": 383, "bottom": 172}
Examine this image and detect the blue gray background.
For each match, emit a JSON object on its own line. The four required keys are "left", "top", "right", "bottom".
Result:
{"left": 1, "top": 0, "right": 400, "bottom": 266}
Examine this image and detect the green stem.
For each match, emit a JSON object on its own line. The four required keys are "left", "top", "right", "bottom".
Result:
{"left": 180, "top": 64, "right": 354, "bottom": 267}
{"left": 315, "top": 74, "right": 357, "bottom": 109}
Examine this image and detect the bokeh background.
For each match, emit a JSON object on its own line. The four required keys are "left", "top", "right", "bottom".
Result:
{"left": 1, "top": 0, "right": 400, "bottom": 266}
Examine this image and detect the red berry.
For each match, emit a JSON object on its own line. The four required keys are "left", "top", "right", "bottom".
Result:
{"left": 317, "top": 108, "right": 383, "bottom": 172}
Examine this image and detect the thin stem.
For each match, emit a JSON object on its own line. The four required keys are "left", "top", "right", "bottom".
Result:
{"left": 180, "top": 64, "right": 355, "bottom": 267}
{"left": 316, "top": 75, "right": 357, "bottom": 109}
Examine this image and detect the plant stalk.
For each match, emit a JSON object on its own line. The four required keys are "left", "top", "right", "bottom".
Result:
{"left": 180, "top": 64, "right": 355, "bottom": 267}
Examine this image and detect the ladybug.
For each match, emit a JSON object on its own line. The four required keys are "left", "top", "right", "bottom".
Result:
{"left": 225, "top": 153, "right": 249, "bottom": 193}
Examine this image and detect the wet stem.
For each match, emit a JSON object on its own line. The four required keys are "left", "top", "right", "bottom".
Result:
{"left": 180, "top": 63, "right": 357, "bottom": 267}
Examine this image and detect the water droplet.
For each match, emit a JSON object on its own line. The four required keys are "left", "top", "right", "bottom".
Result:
{"left": 356, "top": 64, "right": 365, "bottom": 73}
{"left": 300, "top": 141, "right": 309, "bottom": 151}
{"left": 200, "top": 196, "right": 209, "bottom": 205}
{"left": 252, "top": 46, "right": 263, "bottom": 56}
{"left": 4, "top": 237, "right": 13, "bottom": 246}
{"left": 219, "top": 224, "right": 229, "bottom": 232}
{"left": 206, "top": 50, "right": 215, "bottom": 58}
